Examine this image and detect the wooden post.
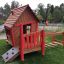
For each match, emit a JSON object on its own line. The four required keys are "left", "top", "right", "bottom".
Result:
{"left": 29, "top": 34, "right": 33, "bottom": 48}
{"left": 30, "top": 24, "right": 32, "bottom": 32}
{"left": 62, "top": 32, "right": 64, "bottom": 45}
{"left": 40, "top": 30, "right": 45, "bottom": 56}
{"left": 26, "top": 35, "right": 30, "bottom": 49}
{"left": 36, "top": 22, "right": 38, "bottom": 31}
{"left": 33, "top": 32, "right": 37, "bottom": 47}
{"left": 10, "top": 28, "right": 15, "bottom": 47}
{"left": 52, "top": 33, "right": 55, "bottom": 44}
{"left": 20, "top": 24, "right": 24, "bottom": 61}
{"left": 36, "top": 31, "right": 40, "bottom": 46}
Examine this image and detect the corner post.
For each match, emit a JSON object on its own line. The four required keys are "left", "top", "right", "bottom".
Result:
{"left": 20, "top": 24, "right": 24, "bottom": 61}
{"left": 40, "top": 30, "right": 45, "bottom": 56}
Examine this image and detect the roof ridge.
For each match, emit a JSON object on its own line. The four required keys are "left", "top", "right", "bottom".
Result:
{"left": 11, "top": 4, "right": 29, "bottom": 11}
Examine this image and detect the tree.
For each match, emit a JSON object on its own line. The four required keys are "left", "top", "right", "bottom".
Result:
{"left": 3, "top": 3, "right": 11, "bottom": 19}
{"left": 53, "top": 6, "right": 62, "bottom": 23}
{"left": 60, "top": 3, "right": 64, "bottom": 23}
{"left": 0, "top": 7, "right": 4, "bottom": 19}
{"left": 37, "top": 3, "right": 46, "bottom": 21}
{"left": 11, "top": 1, "right": 19, "bottom": 9}
{"left": 50, "top": 5, "right": 54, "bottom": 15}
{"left": 46, "top": 4, "right": 51, "bottom": 20}
{"left": 47, "top": 5, "right": 54, "bottom": 22}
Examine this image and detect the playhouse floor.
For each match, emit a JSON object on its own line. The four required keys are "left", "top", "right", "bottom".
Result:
{"left": 0, "top": 40, "right": 64, "bottom": 64}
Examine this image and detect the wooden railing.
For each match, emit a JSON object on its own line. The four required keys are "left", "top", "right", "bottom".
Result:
{"left": 15, "top": 23, "right": 64, "bottom": 61}
{"left": 45, "top": 32, "right": 64, "bottom": 45}
{"left": 24, "top": 31, "right": 41, "bottom": 49}
{"left": 20, "top": 30, "right": 45, "bottom": 61}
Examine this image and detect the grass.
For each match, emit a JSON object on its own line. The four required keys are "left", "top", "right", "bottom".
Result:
{"left": 0, "top": 19, "right": 4, "bottom": 25}
{"left": 0, "top": 34, "right": 64, "bottom": 64}
{"left": 45, "top": 34, "right": 63, "bottom": 44}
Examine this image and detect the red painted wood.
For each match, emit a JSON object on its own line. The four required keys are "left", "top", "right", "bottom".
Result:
{"left": 30, "top": 34, "right": 33, "bottom": 48}
{"left": 30, "top": 24, "right": 33, "bottom": 32}
{"left": 36, "top": 31, "right": 39, "bottom": 46}
{"left": 33, "top": 32, "right": 37, "bottom": 47}
{"left": 15, "top": 21, "right": 34, "bottom": 27}
{"left": 27, "top": 35, "right": 30, "bottom": 49}
{"left": 10, "top": 29, "right": 15, "bottom": 47}
{"left": 26, "top": 35, "right": 29, "bottom": 49}
{"left": 36, "top": 22, "right": 38, "bottom": 31}
{"left": 40, "top": 30, "right": 45, "bottom": 56}
{"left": 20, "top": 24, "right": 24, "bottom": 61}
{"left": 24, "top": 37, "right": 27, "bottom": 49}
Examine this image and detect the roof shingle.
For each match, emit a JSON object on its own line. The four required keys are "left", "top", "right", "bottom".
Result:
{"left": 4, "top": 5, "right": 28, "bottom": 28}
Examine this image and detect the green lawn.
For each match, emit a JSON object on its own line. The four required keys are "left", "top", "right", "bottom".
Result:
{"left": 0, "top": 39, "right": 64, "bottom": 64}
{"left": 0, "top": 19, "right": 4, "bottom": 25}
{"left": 45, "top": 34, "right": 63, "bottom": 44}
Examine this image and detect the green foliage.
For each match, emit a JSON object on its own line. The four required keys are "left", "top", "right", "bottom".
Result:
{"left": 0, "top": 19, "right": 4, "bottom": 25}
{"left": 50, "top": 5, "right": 54, "bottom": 14}
{"left": 11, "top": 1, "right": 19, "bottom": 9}
{"left": 3, "top": 3, "right": 11, "bottom": 20}
{"left": 62, "top": 16, "right": 64, "bottom": 23}
{"left": 52, "top": 6, "right": 62, "bottom": 23}
{"left": 37, "top": 3, "right": 64, "bottom": 23}
{"left": 0, "top": 2, "right": 64, "bottom": 23}
{"left": 0, "top": 7, "right": 4, "bottom": 19}
{"left": 47, "top": 13, "right": 53, "bottom": 22}
{"left": 37, "top": 3, "right": 46, "bottom": 20}
{"left": 0, "top": 1, "right": 19, "bottom": 20}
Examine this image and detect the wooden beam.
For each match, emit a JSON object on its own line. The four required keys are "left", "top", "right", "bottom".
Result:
{"left": 20, "top": 24, "right": 24, "bottom": 61}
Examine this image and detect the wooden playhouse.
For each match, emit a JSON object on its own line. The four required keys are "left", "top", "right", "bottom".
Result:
{"left": 2, "top": 5, "right": 45, "bottom": 62}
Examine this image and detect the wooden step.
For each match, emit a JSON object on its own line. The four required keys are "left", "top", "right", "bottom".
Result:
{"left": 2, "top": 47, "right": 19, "bottom": 62}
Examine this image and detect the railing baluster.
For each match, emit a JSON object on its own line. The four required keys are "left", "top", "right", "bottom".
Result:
{"left": 24, "top": 31, "right": 41, "bottom": 49}
{"left": 37, "top": 32, "right": 40, "bottom": 46}
{"left": 33, "top": 32, "right": 37, "bottom": 47}
{"left": 26, "top": 35, "right": 30, "bottom": 49}
{"left": 29, "top": 34, "right": 33, "bottom": 48}
{"left": 24, "top": 36, "right": 27, "bottom": 49}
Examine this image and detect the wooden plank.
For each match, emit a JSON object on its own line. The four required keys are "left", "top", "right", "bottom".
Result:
{"left": 7, "top": 19, "right": 17, "bottom": 21}
{"left": 26, "top": 35, "right": 30, "bottom": 49}
{"left": 24, "top": 47, "right": 41, "bottom": 54}
{"left": 6, "top": 21, "right": 16, "bottom": 23}
{"left": 8, "top": 16, "right": 18, "bottom": 19}
{"left": 45, "top": 32, "right": 62, "bottom": 36}
{"left": 2, "top": 47, "right": 19, "bottom": 62}
{"left": 5, "top": 22, "right": 15, "bottom": 25}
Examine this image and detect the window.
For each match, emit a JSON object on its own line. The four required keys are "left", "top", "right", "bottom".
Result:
{"left": 23, "top": 24, "right": 31, "bottom": 34}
